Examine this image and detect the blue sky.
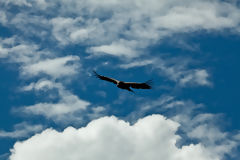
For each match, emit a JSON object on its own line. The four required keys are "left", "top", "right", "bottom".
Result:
{"left": 0, "top": 0, "right": 240, "bottom": 160}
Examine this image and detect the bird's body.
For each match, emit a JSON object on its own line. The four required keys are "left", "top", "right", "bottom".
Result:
{"left": 117, "top": 81, "right": 134, "bottom": 92}
{"left": 93, "top": 71, "right": 152, "bottom": 93}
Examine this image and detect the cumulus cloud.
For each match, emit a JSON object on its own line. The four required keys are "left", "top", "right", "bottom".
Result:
{"left": 0, "top": 122, "right": 43, "bottom": 139}
{"left": 127, "top": 96, "right": 240, "bottom": 159}
{"left": 9, "top": 115, "right": 224, "bottom": 160}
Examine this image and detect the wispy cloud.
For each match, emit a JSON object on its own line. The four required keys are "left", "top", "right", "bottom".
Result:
{"left": 0, "top": 36, "right": 82, "bottom": 81}
{"left": 179, "top": 69, "right": 210, "bottom": 86}
{"left": 0, "top": 153, "right": 10, "bottom": 160}
{"left": 0, "top": 10, "right": 7, "bottom": 25}
{"left": 153, "top": 58, "right": 211, "bottom": 87}
{"left": 88, "top": 40, "right": 139, "bottom": 58}
{"left": 3, "top": 0, "right": 32, "bottom": 7}
{"left": 2, "top": 0, "right": 240, "bottom": 58}
{"left": 0, "top": 122, "right": 43, "bottom": 139}
{"left": 0, "top": 36, "right": 44, "bottom": 64}
{"left": 16, "top": 80, "right": 90, "bottom": 125}
{"left": 21, "top": 56, "right": 80, "bottom": 79}
{"left": 119, "top": 59, "right": 154, "bottom": 69}
{"left": 0, "top": 36, "right": 94, "bottom": 126}
{"left": 119, "top": 57, "right": 211, "bottom": 87}
{"left": 22, "top": 79, "right": 58, "bottom": 91}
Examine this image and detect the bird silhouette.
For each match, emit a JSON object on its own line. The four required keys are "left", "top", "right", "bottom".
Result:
{"left": 93, "top": 71, "right": 152, "bottom": 93}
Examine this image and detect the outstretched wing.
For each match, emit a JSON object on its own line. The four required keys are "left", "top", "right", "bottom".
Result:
{"left": 125, "top": 80, "right": 152, "bottom": 89}
{"left": 93, "top": 71, "right": 118, "bottom": 84}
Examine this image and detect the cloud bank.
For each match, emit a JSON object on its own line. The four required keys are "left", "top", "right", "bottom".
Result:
{"left": 10, "top": 115, "right": 224, "bottom": 160}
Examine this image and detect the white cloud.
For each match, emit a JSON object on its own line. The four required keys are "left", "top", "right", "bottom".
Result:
{"left": 139, "top": 95, "right": 175, "bottom": 112}
{"left": 234, "top": 132, "right": 240, "bottom": 141}
{"left": 35, "top": 0, "right": 48, "bottom": 10}
{"left": 3, "top": 0, "right": 32, "bottom": 7}
{"left": 87, "top": 106, "right": 106, "bottom": 120}
{"left": 18, "top": 81, "right": 90, "bottom": 124}
{"left": 188, "top": 124, "right": 227, "bottom": 143}
{"left": 70, "top": 28, "right": 89, "bottom": 41}
{"left": 0, "top": 37, "right": 82, "bottom": 81}
{"left": 22, "top": 79, "right": 57, "bottom": 91}
{"left": 0, "top": 37, "right": 88, "bottom": 125}
{"left": 127, "top": 96, "right": 240, "bottom": 159}
{"left": 119, "top": 57, "right": 211, "bottom": 87}
{"left": 0, "top": 45, "right": 9, "bottom": 58}
{"left": 10, "top": 13, "right": 50, "bottom": 38}
{"left": 50, "top": 17, "right": 85, "bottom": 45}
{"left": 21, "top": 56, "right": 80, "bottom": 79}
{"left": 0, "top": 37, "right": 90, "bottom": 125}
{"left": 22, "top": 99, "right": 87, "bottom": 120}
{"left": 155, "top": 58, "right": 211, "bottom": 87}
{"left": 179, "top": 69, "right": 211, "bottom": 86}
{"left": 0, "top": 122, "right": 43, "bottom": 138}
{"left": 0, "top": 37, "right": 44, "bottom": 64}
{"left": 159, "top": 99, "right": 239, "bottom": 159}
{"left": 119, "top": 59, "right": 154, "bottom": 69}
{"left": 0, "top": 11, "right": 7, "bottom": 25}
{"left": 88, "top": 40, "right": 138, "bottom": 58}
{"left": 50, "top": 0, "right": 240, "bottom": 58}
{"left": 0, "top": 153, "right": 10, "bottom": 160}
{"left": 9, "top": 115, "right": 224, "bottom": 160}
{"left": 151, "top": 2, "right": 237, "bottom": 31}
{"left": 2, "top": 0, "right": 240, "bottom": 58}
{"left": 0, "top": 37, "right": 17, "bottom": 58}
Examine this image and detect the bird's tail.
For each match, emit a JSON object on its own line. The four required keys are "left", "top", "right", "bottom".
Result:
{"left": 145, "top": 79, "right": 153, "bottom": 89}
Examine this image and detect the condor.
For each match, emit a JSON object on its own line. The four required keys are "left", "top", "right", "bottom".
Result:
{"left": 93, "top": 71, "right": 152, "bottom": 93}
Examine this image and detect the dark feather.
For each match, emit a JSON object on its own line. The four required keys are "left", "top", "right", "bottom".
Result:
{"left": 93, "top": 71, "right": 118, "bottom": 84}
{"left": 125, "top": 80, "right": 153, "bottom": 89}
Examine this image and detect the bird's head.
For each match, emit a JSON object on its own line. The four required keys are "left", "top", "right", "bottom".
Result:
{"left": 117, "top": 81, "right": 124, "bottom": 86}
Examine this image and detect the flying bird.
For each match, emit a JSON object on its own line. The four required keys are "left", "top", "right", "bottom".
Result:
{"left": 93, "top": 71, "right": 152, "bottom": 93}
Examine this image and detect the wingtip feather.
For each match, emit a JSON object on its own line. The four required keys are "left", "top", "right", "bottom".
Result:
{"left": 145, "top": 79, "right": 153, "bottom": 89}
{"left": 92, "top": 70, "right": 100, "bottom": 78}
